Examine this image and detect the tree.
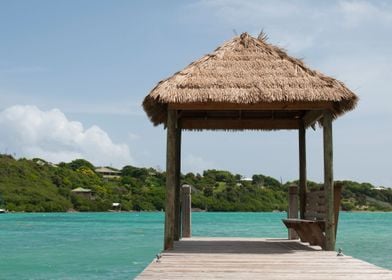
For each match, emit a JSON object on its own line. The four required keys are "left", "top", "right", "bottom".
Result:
{"left": 67, "top": 159, "right": 95, "bottom": 171}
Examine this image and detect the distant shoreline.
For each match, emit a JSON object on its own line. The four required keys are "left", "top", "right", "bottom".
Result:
{"left": 1, "top": 210, "right": 391, "bottom": 214}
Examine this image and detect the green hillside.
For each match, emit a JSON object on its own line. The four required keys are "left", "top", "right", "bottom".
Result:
{"left": 0, "top": 154, "right": 391, "bottom": 212}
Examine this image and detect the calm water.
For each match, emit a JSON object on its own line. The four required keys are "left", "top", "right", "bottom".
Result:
{"left": 0, "top": 212, "right": 391, "bottom": 279}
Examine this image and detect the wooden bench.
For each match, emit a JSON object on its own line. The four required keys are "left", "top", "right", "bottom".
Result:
{"left": 282, "top": 184, "right": 342, "bottom": 249}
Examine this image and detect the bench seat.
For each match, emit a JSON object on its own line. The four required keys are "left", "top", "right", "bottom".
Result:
{"left": 282, "top": 219, "right": 326, "bottom": 248}
{"left": 282, "top": 184, "right": 342, "bottom": 249}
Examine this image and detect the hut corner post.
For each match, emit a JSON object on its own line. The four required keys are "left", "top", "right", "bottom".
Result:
{"left": 288, "top": 184, "right": 299, "bottom": 240}
{"left": 174, "top": 128, "right": 182, "bottom": 241}
{"left": 323, "top": 110, "right": 335, "bottom": 251}
{"left": 299, "top": 120, "right": 307, "bottom": 219}
{"left": 181, "top": 185, "right": 191, "bottom": 238}
{"left": 164, "top": 110, "right": 181, "bottom": 250}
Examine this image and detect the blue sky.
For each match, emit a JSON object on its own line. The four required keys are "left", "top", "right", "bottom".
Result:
{"left": 0, "top": 0, "right": 391, "bottom": 186}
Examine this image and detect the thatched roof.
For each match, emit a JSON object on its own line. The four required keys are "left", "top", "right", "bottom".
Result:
{"left": 143, "top": 32, "right": 358, "bottom": 129}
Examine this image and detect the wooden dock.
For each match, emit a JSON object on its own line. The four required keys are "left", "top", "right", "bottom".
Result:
{"left": 137, "top": 237, "right": 392, "bottom": 279}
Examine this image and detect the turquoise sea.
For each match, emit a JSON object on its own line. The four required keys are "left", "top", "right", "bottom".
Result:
{"left": 0, "top": 212, "right": 391, "bottom": 279}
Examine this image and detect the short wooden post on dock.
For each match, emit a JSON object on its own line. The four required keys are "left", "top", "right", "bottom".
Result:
{"left": 288, "top": 184, "right": 299, "bottom": 240}
{"left": 181, "top": 185, "right": 191, "bottom": 238}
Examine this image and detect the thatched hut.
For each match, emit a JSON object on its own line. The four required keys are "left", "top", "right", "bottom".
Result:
{"left": 143, "top": 32, "right": 357, "bottom": 251}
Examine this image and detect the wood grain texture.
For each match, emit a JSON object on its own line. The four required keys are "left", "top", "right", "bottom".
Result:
{"left": 180, "top": 118, "right": 299, "bottom": 130}
{"left": 323, "top": 111, "right": 335, "bottom": 251}
{"left": 298, "top": 122, "right": 307, "bottom": 219}
{"left": 288, "top": 185, "right": 299, "bottom": 240}
{"left": 137, "top": 237, "right": 392, "bottom": 279}
{"left": 173, "top": 128, "right": 181, "bottom": 241}
{"left": 164, "top": 110, "right": 177, "bottom": 250}
{"left": 181, "top": 185, "right": 191, "bottom": 238}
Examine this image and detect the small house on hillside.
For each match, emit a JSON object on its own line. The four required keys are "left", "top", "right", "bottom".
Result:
{"left": 95, "top": 167, "right": 121, "bottom": 179}
{"left": 71, "top": 187, "right": 92, "bottom": 199}
{"left": 111, "top": 202, "right": 121, "bottom": 211}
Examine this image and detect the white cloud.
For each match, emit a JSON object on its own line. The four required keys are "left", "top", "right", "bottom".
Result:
{"left": 0, "top": 90, "right": 144, "bottom": 117}
{"left": 0, "top": 105, "right": 133, "bottom": 167}
{"left": 60, "top": 101, "right": 144, "bottom": 116}
{"left": 313, "top": 50, "right": 392, "bottom": 115}
{"left": 183, "top": 154, "right": 215, "bottom": 174}
{"left": 185, "top": 0, "right": 327, "bottom": 53}
{"left": 338, "top": 1, "right": 392, "bottom": 27}
{"left": 128, "top": 132, "right": 140, "bottom": 141}
{"left": 187, "top": 0, "right": 392, "bottom": 53}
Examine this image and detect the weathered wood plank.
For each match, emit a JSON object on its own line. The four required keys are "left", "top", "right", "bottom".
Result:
{"left": 169, "top": 101, "right": 334, "bottom": 111}
{"left": 181, "top": 185, "right": 191, "bottom": 238}
{"left": 323, "top": 110, "right": 335, "bottom": 251}
{"left": 180, "top": 118, "right": 299, "bottom": 130}
{"left": 303, "top": 110, "right": 323, "bottom": 127}
{"left": 299, "top": 121, "right": 307, "bottom": 219}
{"left": 164, "top": 110, "right": 177, "bottom": 250}
{"left": 288, "top": 185, "right": 299, "bottom": 239}
{"left": 137, "top": 238, "right": 392, "bottom": 279}
{"left": 173, "top": 127, "right": 181, "bottom": 241}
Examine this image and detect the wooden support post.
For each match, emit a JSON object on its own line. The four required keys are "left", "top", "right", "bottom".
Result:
{"left": 164, "top": 110, "right": 177, "bottom": 250}
{"left": 323, "top": 110, "right": 335, "bottom": 251}
{"left": 334, "top": 183, "right": 343, "bottom": 238}
{"left": 174, "top": 128, "right": 182, "bottom": 241}
{"left": 299, "top": 120, "right": 307, "bottom": 219}
{"left": 288, "top": 184, "right": 299, "bottom": 240}
{"left": 181, "top": 185, "right": 191, "bottom": 238}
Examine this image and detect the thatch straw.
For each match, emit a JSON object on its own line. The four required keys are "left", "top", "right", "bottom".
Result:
{"left": 143, "top": 32, "right": 358, "bottom": 127}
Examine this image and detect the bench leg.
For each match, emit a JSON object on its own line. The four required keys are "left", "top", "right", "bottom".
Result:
{"left": 288, "top": 223, "right": 326, "bottom": 249}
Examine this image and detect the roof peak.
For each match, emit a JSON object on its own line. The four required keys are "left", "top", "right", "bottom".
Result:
{"left": 143, "top": 32, "right": 358, "bottom": 128}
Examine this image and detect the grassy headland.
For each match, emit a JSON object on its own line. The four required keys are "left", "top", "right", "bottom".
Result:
{"left": 0, "top": 154, "right": 391, "bottom": 212}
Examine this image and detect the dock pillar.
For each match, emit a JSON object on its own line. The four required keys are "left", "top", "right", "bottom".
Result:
{"left": 181, "top": 185, "right": 191, "bottom": 238}
{"left": 323, "top": 110, "right": 335, "bottom": 251}
{"left": 164, "top": 110, "right": 180, "bottom": 250}
{"left": 299, "top": 121, "right": 307, "bottom": 219}
{"left": 174, "top": 129, "right": 182, "bottom": 241}
{"left": 288, "top": 184, "right": 299, "bottom": 240}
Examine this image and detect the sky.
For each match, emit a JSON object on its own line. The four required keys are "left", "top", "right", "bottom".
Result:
{"left": 0, "top": 0, "right": 391, "bottom": 187}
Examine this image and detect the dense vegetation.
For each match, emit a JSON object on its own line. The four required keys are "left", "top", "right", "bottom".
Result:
{"left": 0, "top": 154, "right": 391, "bottom": 212}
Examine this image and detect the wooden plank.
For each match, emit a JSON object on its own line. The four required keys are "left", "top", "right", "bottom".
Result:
{"left": 298, "top": 121, "right": 307, "bottom": 219}
{"left": 180, "top": 118, "right": 300, "bottom": 130}
{"left": 288, "top": 185, "right": 299, "bottom": 239}
{"left": 303, "top": 110, "right": 323, "bottom": 127}
{"left": 307, "top": 190, "right": 325, "bottom": 199}
{"left": 334, "top": 183, "right": 343, "bottom": 237}
{"left": 137, "top": 237, "right": 392, "bottom": 279}
{"left": 304, "top": 212, "right": 325, "bottom": 220}
{"left": 164, "top": 110, "right": 177, "bottom": 250}
{"left": 323, "top": 110, "right": 335, "bottom": 251}
{"left": 169, "top": 101, "right": 334, "bottom": 111}
{"left": 181, "top": 185, "right": 191, "bottom": 238}
{"left": 333, "top": 183, "right": 343, "bottom": 236}
{"left": 306, "top": 202, "right": 325, "bottom": 212}
{"left": 305, "top": 204, "right": 326, "bottom": 213}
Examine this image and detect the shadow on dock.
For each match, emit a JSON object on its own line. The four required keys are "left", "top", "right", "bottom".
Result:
{"left": 169, "top": 238, "right": 318, "bottom": 254}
